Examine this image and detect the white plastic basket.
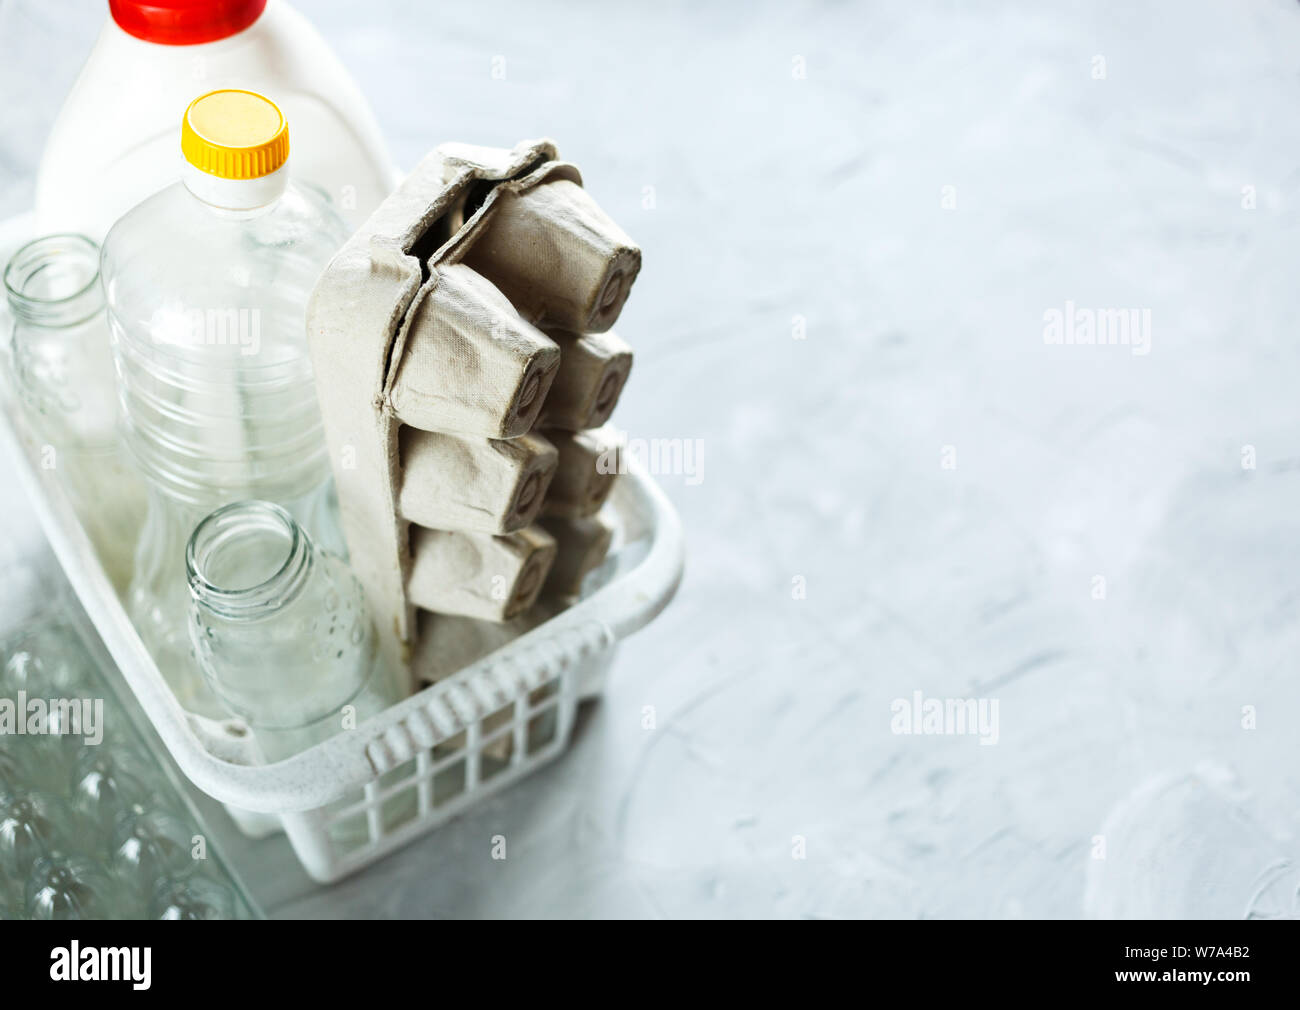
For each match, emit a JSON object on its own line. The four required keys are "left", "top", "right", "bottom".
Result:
{"left": 0, "top": 213, "right": 684, "bottom": 883}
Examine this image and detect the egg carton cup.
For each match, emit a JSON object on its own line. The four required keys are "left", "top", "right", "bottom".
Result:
{"left": 541, "top": 426, "right": 620, "bottom": 519}
{"left": 536, "top": 329, "right": 633, "bottom": 432}
{"left": 0, "top": 212, "right": 682, "bottom": 884}
{"left": 407, "top": 524, "right": 555, "bottom": 621}
{"left": 398, "top": 428, "right": 557, "bottom": 535}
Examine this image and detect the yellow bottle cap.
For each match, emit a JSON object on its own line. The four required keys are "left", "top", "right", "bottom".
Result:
{"left": 181, "top": 89, "right": 289, "bottom": 180}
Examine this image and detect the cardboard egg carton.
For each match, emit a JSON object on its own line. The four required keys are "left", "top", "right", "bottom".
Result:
{"left": 307, "top": 139, "right": 637, "bottom": 687}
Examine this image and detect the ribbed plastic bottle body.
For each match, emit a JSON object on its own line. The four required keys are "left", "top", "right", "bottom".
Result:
{"left": 104, "top": 182, "right": 339, "bottom": 508}
{"left": 101, "top": 179, "right": 348, "bottom": 716}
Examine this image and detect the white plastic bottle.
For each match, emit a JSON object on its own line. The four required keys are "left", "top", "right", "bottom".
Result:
{"left": 100, "top": 88, "right": 348, "bottom": 717}
{"left": 35, "top": 0, "right": 394, "bottom": 240}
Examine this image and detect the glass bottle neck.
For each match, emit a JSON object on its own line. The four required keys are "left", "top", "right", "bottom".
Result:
{"left": 186, "top": 500, "right": 314, "bottom": 621}
{"left": 3, "top": 234, "right": 104, "bottom": 327}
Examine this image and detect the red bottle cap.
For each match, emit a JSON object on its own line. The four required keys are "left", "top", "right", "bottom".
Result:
{"left": 109, "top": 0, "right": 268, "bottom": 46}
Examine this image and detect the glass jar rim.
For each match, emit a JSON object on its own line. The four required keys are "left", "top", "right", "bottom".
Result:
{"left": 3, "top": 233, "right": 102, "bottom": 310}
{"left": 186, "top": 500, "right": 313, "bottom": 619}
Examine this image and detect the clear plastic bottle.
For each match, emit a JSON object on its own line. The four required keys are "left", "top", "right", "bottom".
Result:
{"left": 0, "top": 606, "right": 254, "bottom": 919}
{"left": 0, "top": 790, "right": 82, "bottom": 880}
{"left": 25, "top": 851, "right": 118, "bottom": 921}
{"left": 3, "top": 235, "right": 144, "bottom": 592}
{"left": 101, "top": 89, "right": 349, "bottom": 716}
{"left": 151, "top": 874, "right": 236, "bottom": 920}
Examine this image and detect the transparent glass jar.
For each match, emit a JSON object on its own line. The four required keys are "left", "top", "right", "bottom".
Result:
{"left": 99, "top": 103, "right": 350, "bottom": 716}
{"left": 3, "top": 234, "right": 144, "bottom": 592}
{"left": 185, "top": 500, "right": 402, "bottom": 762}
{"left": 127, "top": 484, "right": 340, "bottom": 717}
{"left": 186, "top": 500, "right": 413, "bottom": 847}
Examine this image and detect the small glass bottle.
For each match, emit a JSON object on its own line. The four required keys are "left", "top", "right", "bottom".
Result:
{"left": 3, "top": 234, "right": 144, "bottom": 592}
{"left": 185, "top": 500, "right": 403, "bottom": 763}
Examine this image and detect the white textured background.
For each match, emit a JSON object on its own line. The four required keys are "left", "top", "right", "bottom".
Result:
{"left": 3, "top": 0, "right": 1300, "bottom": 918}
